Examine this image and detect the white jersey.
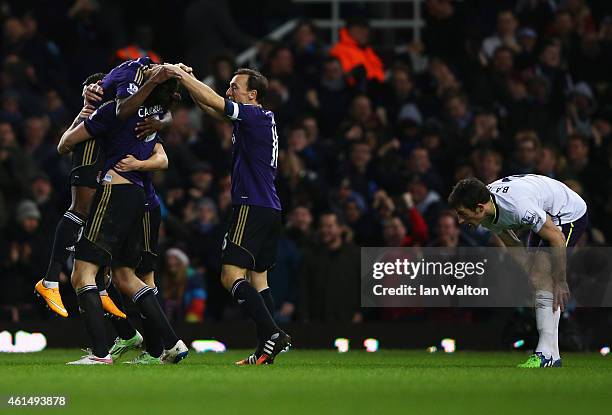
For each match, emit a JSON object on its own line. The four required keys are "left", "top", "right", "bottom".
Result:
{"left": 481, "top": 174, "right": 587, "bottom": 234}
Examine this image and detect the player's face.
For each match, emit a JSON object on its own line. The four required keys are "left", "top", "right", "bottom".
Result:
{"left": 454, "top": 205, "right": 486, "bottom": 228}
{"left": 226, "top": 75, "right": 251, "bottom": 104}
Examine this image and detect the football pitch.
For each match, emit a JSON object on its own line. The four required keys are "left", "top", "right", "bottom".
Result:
{"left": 1, "top": 350, "right": 611, "bottom": 414}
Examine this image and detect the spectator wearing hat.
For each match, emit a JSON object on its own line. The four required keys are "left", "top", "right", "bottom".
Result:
{"left": 0, "top": 200, "right": 50, "bottom": 320}
{"left": 559, "top": 81, "right": 596, "bottom": 146}
{"left": 515, "top": 27, "right": 538, "bottom": 69}
{"left": 160, "top": 247, "right": 206, "bottom": 323}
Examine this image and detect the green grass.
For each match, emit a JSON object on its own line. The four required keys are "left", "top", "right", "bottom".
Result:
{"left": 1, "top": 350, "right": 611, "bottom": 414}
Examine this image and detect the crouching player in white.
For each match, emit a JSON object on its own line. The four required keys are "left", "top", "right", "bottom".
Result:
{"left": 449, "top": 174, "right": 588, "bottom": 367}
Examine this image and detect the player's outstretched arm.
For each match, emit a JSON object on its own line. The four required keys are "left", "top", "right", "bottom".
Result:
{"left": 170, "top": 65, "right": 226, "bottom": 115}
{"left": 536, "top": 216, "right": 569, "bottom": 311}
{"left": 116, "top": 65, "right": 181, "bottom": 120}
{"left": 114, "top": 143, "right": 168, "bottom": 172}
{"left": 57, "top": 106, "right": 95, "bottom": 154}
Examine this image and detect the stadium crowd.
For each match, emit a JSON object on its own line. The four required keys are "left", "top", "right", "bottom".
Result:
{"left": 1, "top": 0, "right": 611, "bottom": 327}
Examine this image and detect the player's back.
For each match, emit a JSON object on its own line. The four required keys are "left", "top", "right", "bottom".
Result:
{"left": 99, "top": 57, "right": 151, "bottom": 103}
{"left": 227, "top": 101, "right": 281, "bottom": 210}
{"left": 84, "top": 100, "right": 164, "bottom": 187}
{"left": 487, "top": 174, "right": 586, "bottom": 225}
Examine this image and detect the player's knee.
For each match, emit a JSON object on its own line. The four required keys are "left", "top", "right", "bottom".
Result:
{"left": 248, "top": 271, "right": 268, "bottom": 291}
{"left": 140, "top": 271, "right": 155, "bottom": 287}
{"left": 220, "top": 266, "right": 243, "bottom": 290}
{"left": 111, "top": 268, "right": 131, "bottom": 291}
{"left": 530, "top": 272, "right": 552, "bottom": 291}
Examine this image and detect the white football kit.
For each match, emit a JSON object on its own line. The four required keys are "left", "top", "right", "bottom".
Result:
{"left": 481, "top": 174, "right": 587, "bottom": 235}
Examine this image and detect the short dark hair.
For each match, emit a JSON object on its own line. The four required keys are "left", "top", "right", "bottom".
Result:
{"left": 234, "top": 68, "right": 268, "bottom": 102}
{"left": 448, "top": 178, "right": 491, "bottom": 210}
{"left": 82, "top": 72, "right": 106, "bottom": 86}
{"left": 144, "top": 78, "right": 180, "bottom": 110}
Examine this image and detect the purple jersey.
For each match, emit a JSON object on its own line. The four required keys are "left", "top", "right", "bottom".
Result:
{"left": 224, "top": 99, "right": 281, "bottom": 210}
{"left": 84, "top": 100, "right": 164, "bottom": 187}
{"left": 143, "top": 173, "right": 160, "bottom": 211}
{"left": 99, "top": 57, "right": 151, "bottom": 104}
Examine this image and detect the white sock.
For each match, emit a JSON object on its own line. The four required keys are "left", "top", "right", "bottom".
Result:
{"left": 99, "top": 289, "right": 108, "bottom": 296}
{"left": 42, "top": 280, "right": 59, "bottom": 289}
{"left": 535, "top": 290, "right": 554, "bottom": 359}
{"left": 551, "top": 308, "right": 561, "bottom": 360}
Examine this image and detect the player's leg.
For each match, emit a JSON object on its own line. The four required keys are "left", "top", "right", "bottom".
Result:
{"left": 105, "top": 271, "right": 143, "bottom": 360}
{"left": 549, "top": 213, "right": 589, "bottom": 366}
{"left": 234, "top": 269, "right": 278, "bottom": 365}
{"left": 67, "top": 183, "right": 124, "bottom": 364}
{"left": 122, "top": 270, "right": 163, "bottom": 364}
{"left": 66, "top": 258, "right": 112, "bottom": 364}
{"left": 95, "top": 267, "right": 127, "bottom": 319}
{"left": 518, "top": 251, "right": 556, "bottom": 367}
{"left": 222, "top": 205, "right": 289, "bottom": 365}
{"left": 248, "top": 269, "right": 275, "bottom": 345}
{"left": 250, "top": 209, "right": 288, "bottom": 365}
{"left": 134, "top": 207, "right": 164, "bottom": 361}
{"left": 110, "top": 202, "right": 186, "bottom": 364}
{"left": 35, "top": 185, "right": 95, "bottom": 317}
{"left": 112, "top": 267, "right": 186, "bottom": 364}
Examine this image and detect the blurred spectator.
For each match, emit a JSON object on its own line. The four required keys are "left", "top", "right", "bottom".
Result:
{"left": 481, "top": 10, "right": 520, "bottom": 59}
{"left": 160, "top": 248, "right": 206, "bottom": 323}
{"left": 423, "top": 0, "right": 466, "bottom": 65}
{"left": 509, "top": 130, "right": 540, "bottom": 174}
{"left": 286, "top": 205, "right": 316, "bottom": 249}
{"left": 536, "top": 144, "right": 561, "bottom": 178}
{"left": 428, "top": 210, "right": 479, "bottom": 247}
{"left": 113, "top": 25, "right": 162, "bottom": 65}
{"left": 329, "top": 17, "right": 384, "bottom": 89}
{"left": 267, "top": 234, "right": 299, "bottom": 323}
{"left": 291, "top": 20, "right": 324, "bottom": 87}
{"left": 0, "top": 200, "right": 49, "bottom": 321}
{"left": 182, "top": 0, "right": 254, "bottom": 76}
{"left": 298, "top": 212, "right": 361, "bottom": 322}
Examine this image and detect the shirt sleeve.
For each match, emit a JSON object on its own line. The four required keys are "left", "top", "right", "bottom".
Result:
{"left": 83, "top": 102, "right": 114, "bottom": 137}
{"left": 224, "top": 99, "right": 258, "bottom": 122}
{"left": 115, "top": 62, "right": 147, "bottom": 99}
{"left": 517, "top": 200, "right": 547, "bottom": 233}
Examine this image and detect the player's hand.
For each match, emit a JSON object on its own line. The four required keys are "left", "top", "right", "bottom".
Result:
{"left": 175, "top": 62, "right": 193, "bottom": 75}
{"left": 83, "top": 82, "right": 103, "bottom": 104}
{"left": 114, "top": 154, "right": 142, "bottom": 172}
{"left": 150, "top": 64, "right": 182, "bottom": 84}
{"left": 135, "top": 117, "right": 163, "bottom": 139}
{"left": 553, "top": 280, "right": 570, "bottom": 312}
{"left": 79, "top": 104, "right": 95, "bottom": 120}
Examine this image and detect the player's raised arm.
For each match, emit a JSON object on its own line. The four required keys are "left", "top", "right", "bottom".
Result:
{"left": 116, "top": 65, "right": 181, "bottom": 120}
{"left": 170, "top": 65, "right": 226, "bottom": 114}
{"left": 57, "top": 105, "right": 96, "bottom": 154}
{"left": 114, "top": 143, "right": 168, "bottom": 172}
{"left": 536, "top": 216, "right": 569, "bottom": 312}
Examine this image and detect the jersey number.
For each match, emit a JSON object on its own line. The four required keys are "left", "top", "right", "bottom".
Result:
{"left": 271, "top": 121, "right": 278, "bottom": 168}
{"left": 501, "top": 174, "right": 534, "bottom": 182}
